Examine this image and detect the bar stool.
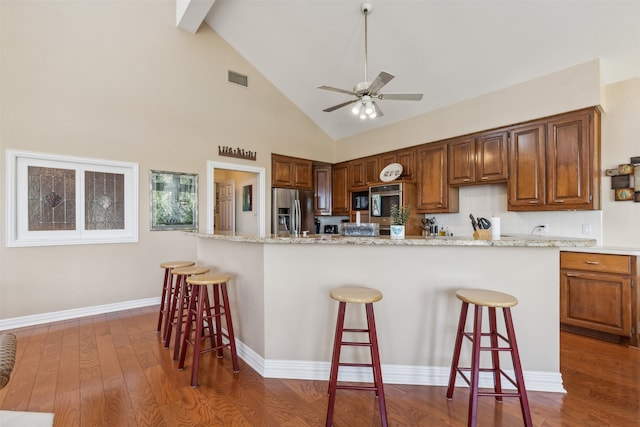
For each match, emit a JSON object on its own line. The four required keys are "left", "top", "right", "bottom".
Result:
{"left": 158, "top": 261, "right": 194, "bottom": 338}
{"left": 178, "top": 272, "right": 240, "bottom": 387}
{"left": 164, "top": 265, "right": 210, "bottom": 361}
{"left": 326, "top": 285, "right": 387, "bottom": 427}
{"left": 446, "top": 289, "right": 532, "bottom": 427}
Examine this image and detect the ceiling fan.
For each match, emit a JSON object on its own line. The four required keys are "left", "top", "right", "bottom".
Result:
{"left": 318, "top": 2, "right": 423, "bottom": 119}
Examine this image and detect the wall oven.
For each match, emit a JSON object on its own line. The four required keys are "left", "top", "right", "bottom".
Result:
{"left": 369, "top": 183, "right": 403, "bottom": 235}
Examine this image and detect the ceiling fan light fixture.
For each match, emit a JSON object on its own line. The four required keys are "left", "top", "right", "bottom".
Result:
{"left": 352, "top": 104, "right": 361, "bottom": 115}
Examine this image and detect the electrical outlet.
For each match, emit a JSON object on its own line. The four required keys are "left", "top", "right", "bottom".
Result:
{"left": 537, "top": 223, "right": 550, "bottom": 234}
{"left": 582, "top": 224, "right": 593, "bottom": 235}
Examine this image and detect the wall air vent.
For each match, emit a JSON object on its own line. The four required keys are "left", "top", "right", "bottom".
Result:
{"left": 228, "top": 70, "right": 248, "bottom": 87}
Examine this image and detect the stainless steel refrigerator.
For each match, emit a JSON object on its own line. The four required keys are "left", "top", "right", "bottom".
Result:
{"left": 272, "top": 188, "right": 315, "bottom": 236}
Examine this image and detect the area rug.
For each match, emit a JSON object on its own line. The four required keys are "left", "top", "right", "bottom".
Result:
{"left": 0, "top": 410, "right": 54, "bottom": 426}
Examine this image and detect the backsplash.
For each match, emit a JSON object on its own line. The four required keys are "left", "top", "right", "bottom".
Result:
{"left": 424, "top": 184, "right": 603, "bottom": 244}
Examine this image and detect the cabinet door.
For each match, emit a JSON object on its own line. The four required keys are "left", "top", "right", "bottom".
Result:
{"left": 560, "top": 270, "right": 632, "bottom": 336}
{"left": 397, "top": 148, "right": 416, "bottom": 181}
{"left": 292, "top": 160, "right": 312, "bottom": 190}
{"left": 272, "top": 155, "right": 294, "bottom": 188}
{"left": 416, "top": 143, "right": 458, "bottom": 213}
{"left": 364, "top": 156, "right": 379, "bottom": 185}
{"left": 347, "top": 159, "right": 366, "bottom": 189}
{"left": 314, "top": 165, "right": 332, "bottom": 215}
{"left": 448, "top": 137, "right": 476, "bottom": 185}
{"left": 477, "top": 130, "right": 508, "bottom": 183}
{"left": 546, "top": 111, "right": 592, "bottom": 208}
{"left": 508, "top": 123, "right": 546, "bottom": 210}
{"left": 331, "top": 163, "right": 349, "bottom": 215}
{"left": 378, "top": 152, "right": 397, "bottom": 169}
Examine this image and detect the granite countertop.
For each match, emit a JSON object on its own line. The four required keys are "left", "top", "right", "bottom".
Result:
{"left": 190, "top": 232, "right": 597, "bottom": 248}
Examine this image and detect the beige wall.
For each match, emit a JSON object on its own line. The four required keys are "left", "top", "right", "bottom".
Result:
{"left": 0, "top": 0, "right": 333, "bottom": 319}
{"left": 1, "top": 0, "right": 638, "bottom": 322}
{"left": 600, "top": 78, "right": 640, "bottom": 247}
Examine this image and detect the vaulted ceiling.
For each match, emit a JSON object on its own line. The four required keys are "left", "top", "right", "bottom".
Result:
{"left": 179, "top": 0, "right": 640, "bottom": 140}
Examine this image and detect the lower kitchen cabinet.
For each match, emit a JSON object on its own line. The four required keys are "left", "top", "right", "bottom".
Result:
{"left": 560, "top": 251, "right": 638, "bottom": 347}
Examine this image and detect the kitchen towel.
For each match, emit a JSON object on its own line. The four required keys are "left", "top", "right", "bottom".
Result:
{"left": 491, "top": 216, "right": 501, "bottom": 240}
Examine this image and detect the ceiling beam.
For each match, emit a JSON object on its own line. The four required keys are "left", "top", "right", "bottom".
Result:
{"left": 176, "top": 0, "right": 216, "bottom": 34}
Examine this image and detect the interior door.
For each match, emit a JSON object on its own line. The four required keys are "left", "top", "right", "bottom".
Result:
{"left": 218, "top": 180, "right": 235, "bottom": 232}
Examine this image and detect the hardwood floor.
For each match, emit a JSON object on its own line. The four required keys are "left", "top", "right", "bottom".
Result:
{"left": 1, "top": 305, "right": 638, "bottom": 426}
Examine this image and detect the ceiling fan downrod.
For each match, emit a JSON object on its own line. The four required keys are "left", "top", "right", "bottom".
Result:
{"left": 362, "top": 2, "right": 372, "bottom": 84}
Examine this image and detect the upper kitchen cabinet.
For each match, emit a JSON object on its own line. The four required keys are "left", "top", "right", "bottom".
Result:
{"left": 416, "top": 142, "right": 459, "bottom": 213}
{"left": 449, "top": 131, "right": 508, "bottom": 185}
{"left": 313, "top": 163, "right": 332, "bottom": 216}
{"left": 348, "top": 156, "right": 378, "bottom": 190}
{"left": 376, "top": 148, "right": 417, "bottom": 182}
{"left": 271, "top": 153, "right": 313, "bottom": 190}
{"left": 546, "top": 109, "right": 600, "bottom": 209}
{"left": 331, "top": 162, "right": 349, "bottom": 215}
{"left": 508, "top": 108, "right": 600, "bottom": 211}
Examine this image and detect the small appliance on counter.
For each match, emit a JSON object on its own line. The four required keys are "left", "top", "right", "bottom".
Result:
{"left": 324, "top": 224, "right": 339, "bottom": 234}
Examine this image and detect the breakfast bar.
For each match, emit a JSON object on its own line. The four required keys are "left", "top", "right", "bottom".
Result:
{"left": 192, "top": 233, "right": 596, "bottom": 393}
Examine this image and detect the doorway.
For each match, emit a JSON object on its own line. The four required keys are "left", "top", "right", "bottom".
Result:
{"left": 207, "top": 161, "right": 266, "bottom": 236}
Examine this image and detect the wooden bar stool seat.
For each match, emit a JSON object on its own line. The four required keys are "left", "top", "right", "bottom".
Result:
{"left": 164, "top": 265, "right": 210, "bottom": 361}
{"left": 446, "top": 289, "right": 532, "bottom": 427}
{"left": 158, "top": 261, "right": 194, "bottom": 339}
{"left": 326, "top": 285, "right": 387, "bottom": 427}
{"left": 178, "top": 272, "right": 240, "bottom": 387}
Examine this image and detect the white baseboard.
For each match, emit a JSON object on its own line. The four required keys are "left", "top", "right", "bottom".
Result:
{"left": 0, "top": 297, "right": 160, "bottom": 330}
{"left": 0, "top": 298, "right": 565, "bottom": 393}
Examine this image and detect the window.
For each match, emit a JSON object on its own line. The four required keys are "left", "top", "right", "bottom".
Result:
{"left": 6, "top": 150, "right": 138, "bottom": 247}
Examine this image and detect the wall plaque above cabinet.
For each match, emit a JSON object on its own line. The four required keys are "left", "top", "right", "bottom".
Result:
{"left": 218, "top": 146, "right": 257, "bottom": 161}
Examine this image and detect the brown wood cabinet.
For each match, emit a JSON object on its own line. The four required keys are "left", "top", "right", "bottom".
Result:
{"left": 313, "top": 164, "right": 332, "bottom": 215}
{"left": 508, "top": 108, "right": 600, "bottom": 211}
{"left": 271, "top": 154, "right": 312, "bottom": 190}
{"left": 560, "top": 251, "right": 638, "bottom": 347}
{"left": 331, "top": 162, "right": 349, "bottom": 215}
{"left": 448, "top": 130, "right": 508, "bottom": 186}
{"left": 416, "top": 142, "right": 459, "bottom": 213}
{"left": 348, "top": 156, "right": 378, "bottom": 189}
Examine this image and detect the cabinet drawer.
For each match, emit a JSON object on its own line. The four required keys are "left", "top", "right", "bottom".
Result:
{"left": 561, "top": 252, "right": 631, "bottom": 275}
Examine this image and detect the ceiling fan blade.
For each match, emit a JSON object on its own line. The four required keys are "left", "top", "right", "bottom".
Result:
{"left": 323, "top": 99, "right": 358, "bottom": 113}
{"left": 379, "top": 93, "right": 424, "bottom": 101}
{"left": 318, "top": 85, "right": 357, "bottom": 96}
{"left": 367, "top": 71, "right": 395, "bottom": 94}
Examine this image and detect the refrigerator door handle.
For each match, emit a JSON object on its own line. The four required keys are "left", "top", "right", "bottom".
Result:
{"left": 294, "top": 199, "right": 300, "bottom": 235}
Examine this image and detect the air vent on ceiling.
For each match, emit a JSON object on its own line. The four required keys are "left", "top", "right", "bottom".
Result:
{"left": 228, "top": 70, "right": 248, "bottom": 87}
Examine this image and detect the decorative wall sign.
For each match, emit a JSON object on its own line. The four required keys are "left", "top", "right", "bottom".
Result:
{"left": 6, "top": 150, "right": 138, "bottom": 247}
{"left": 615, "top": 188, "right": 634, "bottom": 201}
{"left": 218, "top": 146, "right": 257, "bottom": 161}
{"left": 150, "top": 170, "right": 198, "bottom": 231}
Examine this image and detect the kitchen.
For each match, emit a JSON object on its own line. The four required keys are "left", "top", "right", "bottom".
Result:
{"left": 1, "top": 1, "right": 640, "bottom": 424}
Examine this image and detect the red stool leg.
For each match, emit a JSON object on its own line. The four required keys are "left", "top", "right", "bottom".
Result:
{"left": 503, "top": 308, "right": 533, "bottom": 427}
{"left": 488, "top": 307, "right": 503, "bottom": 401}
{"left": 163, "top": 274, "right": 179, "bottom": 347}
{"left": 447, "top": 301, "right": 469, "bottom": 398}
{"left": 326, "top": 301, "right": 346, "bottom": 427}
{"left": 178, "top": 284, "right": 198, "bottom": 370}
{"left": 189, "top": 285, "right": 206, "bottom": 387}
{"left": 220, "top": 282, "right": 240, "bottom": 372}
{"left": 365, "top": 302, "right": 388, "bottom": 427}
{"left": 468, "top": 305, "right": 483, "bottom": 427}
{"left": 172, "top": 277, "right": 191, "bottom": 361}
{"left": 212, "top": 283, "right": 224, "bottom": 358}
{"left": 157, "top": 268, "right": 170, "bottom": 334}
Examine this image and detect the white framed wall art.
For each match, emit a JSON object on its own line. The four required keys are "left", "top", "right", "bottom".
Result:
{"left": 5, "top": 149, "right": 139, "bottom": 247}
